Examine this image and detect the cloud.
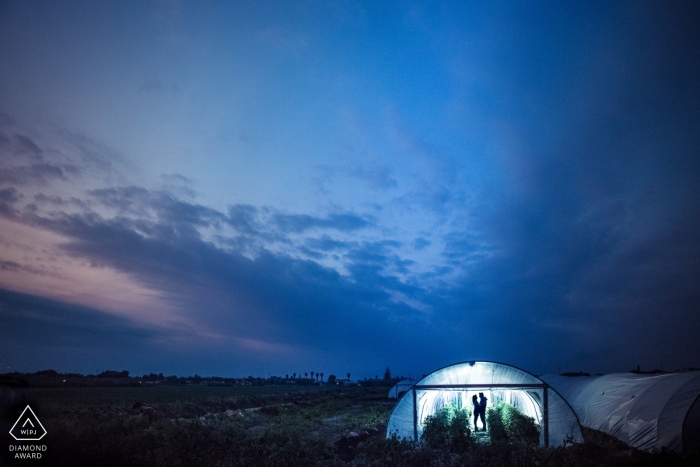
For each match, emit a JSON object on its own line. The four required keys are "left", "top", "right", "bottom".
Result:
{"left": 220, "top": 205, "right": 374, "bottom": 255}
{"left": 0, "top": 287, "right": 159, "bottom": 345}
{"left": 304, "top": 235, "right": 357, "bottom": 252}
{"left": 0, "top": 178, "right": 455, "bottom": 374}
{"left": 55, "top": 129, "right": 119, "bottom": 175}
{"left": 33, "top": 193, "right": 87, "bottom": 208}
{"left": 0, "top": 133, "right": 44, "bottom": 162}
{"left": 0, "top": 187, "right": 20, "bottom": 203}
{"left": 441, "top": 231, "right": 492, "bottom": 266}
{"left": 160, "top": 173, "right": 196, "bottom": 199}
{"left": 350, "top": 165, "right": 398, "bottom": 190}
{"left": 272, "top": 212, "right": 371, "bottom": 233}
{"left": 414, "top": 237, "right": 430, "bottom": 250}
{"left": 4, "top": 138, "right": 697, "bottom": 376}
{"left": 162, "top": 173, "right": 191, "bottom": 184}
{"left": 89, "top": 186, "right": 225, "bottom": 229}
{"left": 227, "top": 204, "right": 265, "bottom": 237}
{"left": 0, "top": 260, "right": 23, "bottom": 272}
{"left": 0, "top": 164, "right": 69, "bottom": 186}
{"left": 0, "top": 287, "right": 168, "bottom": 373}
{"left": 42, "top": 212, "right": 423, "bottom": 365}
{"left": 11, "top": 134, "right": 44, "bottom": 160}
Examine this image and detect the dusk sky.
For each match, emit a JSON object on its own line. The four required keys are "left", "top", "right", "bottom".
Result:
{"left": 1, "top": 1, "right": 699, "bottom": 379}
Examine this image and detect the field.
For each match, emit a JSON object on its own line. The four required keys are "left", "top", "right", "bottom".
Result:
{"left": 6, "top": 384, "right": 698, "bottom": 466}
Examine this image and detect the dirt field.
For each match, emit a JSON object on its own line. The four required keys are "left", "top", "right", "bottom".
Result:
{"left": 5, "top": 385, "right": 697, "bottom": 466}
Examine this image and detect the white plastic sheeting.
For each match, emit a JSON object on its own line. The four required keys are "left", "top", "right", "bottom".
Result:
{"left": 388, "top": 379, "right": 419, "bottom": 399}
{"left": 542, "top": 372, "right": 700, "bottom": 454}
{"left": 386, "top": 361, "right": 583, "bottom": 447}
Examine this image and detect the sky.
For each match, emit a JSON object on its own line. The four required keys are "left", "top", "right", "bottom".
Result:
{"left": 0, "top": 0, "right": 699, "bottom": 379}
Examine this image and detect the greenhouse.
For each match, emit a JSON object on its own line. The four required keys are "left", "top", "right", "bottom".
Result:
{"left": 542, "top": 372, "right": 700, "bottom": 454}
{"left": 386, "top": 361, "right": 583, "bottom": 447}
{"left": 388, "top": 379, "right": 419, "bottom": 399}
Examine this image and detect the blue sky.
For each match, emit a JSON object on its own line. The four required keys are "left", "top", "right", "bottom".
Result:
{"left": 1, "top": 0, "right": 699, "bottom": 378}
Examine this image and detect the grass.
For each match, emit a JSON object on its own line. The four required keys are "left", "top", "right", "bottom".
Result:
{"left": 6, "top": 386, "right": 698, "bottom": 466}
{"left": 27, "top": 385, "right": 332, "bottom": 416}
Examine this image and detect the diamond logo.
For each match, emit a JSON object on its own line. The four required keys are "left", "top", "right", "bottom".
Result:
{"left": 9, "top": 406, "right": 47, "bottom": 441}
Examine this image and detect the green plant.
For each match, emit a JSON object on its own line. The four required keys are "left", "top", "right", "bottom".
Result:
{"left": 421, "top": 404, "right": 474, "bottom": 452}
{"left": 501, "top": 403, "right": 540, "bottom": 444}
{"left": 486, "top": 404, "right": 508, "bottom": 441}
{"left": 486, "top": 402, "right": 540, "bottom": 445}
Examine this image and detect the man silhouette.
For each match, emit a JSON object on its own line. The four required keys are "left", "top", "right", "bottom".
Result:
{"left": 477, "top": 392, "right": 488, "bottom": 431}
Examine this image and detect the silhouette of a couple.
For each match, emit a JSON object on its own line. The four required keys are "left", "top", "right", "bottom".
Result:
{"left": 472, "top": 392, "right": 487, "bottom": 431}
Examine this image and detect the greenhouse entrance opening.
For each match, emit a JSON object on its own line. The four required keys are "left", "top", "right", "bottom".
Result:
{"left": 409, "top": 383, "right": 551, "bottom": 446}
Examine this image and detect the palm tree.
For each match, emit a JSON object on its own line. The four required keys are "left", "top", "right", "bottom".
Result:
{"left": 293, "top": 373, "right": 296, "bottom": 379}
{"left": 305, "top": 372, "right": 308, "bottom": 378}
{"left": 320, "top": 373, "right": 324, "bottom": 382}
{"left": 347, "top": 373, "right": 351, "bottom": 381}
{"left": 310, "top": 371, "right": 314, "bottom": 380}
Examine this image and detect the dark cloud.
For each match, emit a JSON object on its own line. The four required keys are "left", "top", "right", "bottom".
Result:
{"left": 12, "top": 134, "right": 43, "bottom": 160}
{"left": 89, "top": 186, "right": 225, "bottom": 228}
{"left": 62, "top": 164, "right": 80, "bottom": 176}
{"left": 304, "top": 235, "right": 357, "bottom": 252}
{"left": 345, "top": 241, "right": 401, "bottom": 267}
{"left": 272, "top": 212, "right": 371, "bottom": 233}
{"left": 227, "top": 204, "right": 264, "bottom": 236}
{"left": 0, "top": 163, "right": 68, "bottom": 186}
{"left": 0, "top": 260, "right": 22, "bottom": 272}
{"left": 296, "top": 246, "right": 326, "bottom": 260}
{"left": 56, "top": 130, "right": 117, "bottom": 174}
{"left": 0, "top": 133, "right": 43, "bottom": 162}
{"left": 0, "top": 260, "right": 44, "bottom": 276}
{"left": 0, "top": 187, "right": 20, "bottom": 203}
{"left": 414, "top": 237, "right": 430, "bottom": 250}
{"left": 0, "top": 289, "right": 141, "bottom": 342}
{"left": 437, "top": 1, "right": 700, "bottom": 373}
{"left": 32, "top": 193, "right": 89, "bottom": 211}
{"left": 441, "top": 232, "right": 491, "bottom": 265}
{"left": 0, "top": 288, "right": 172, "bottom": 374}
{"left": 222, "top": 205, "right": 372, "bottom": 251}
